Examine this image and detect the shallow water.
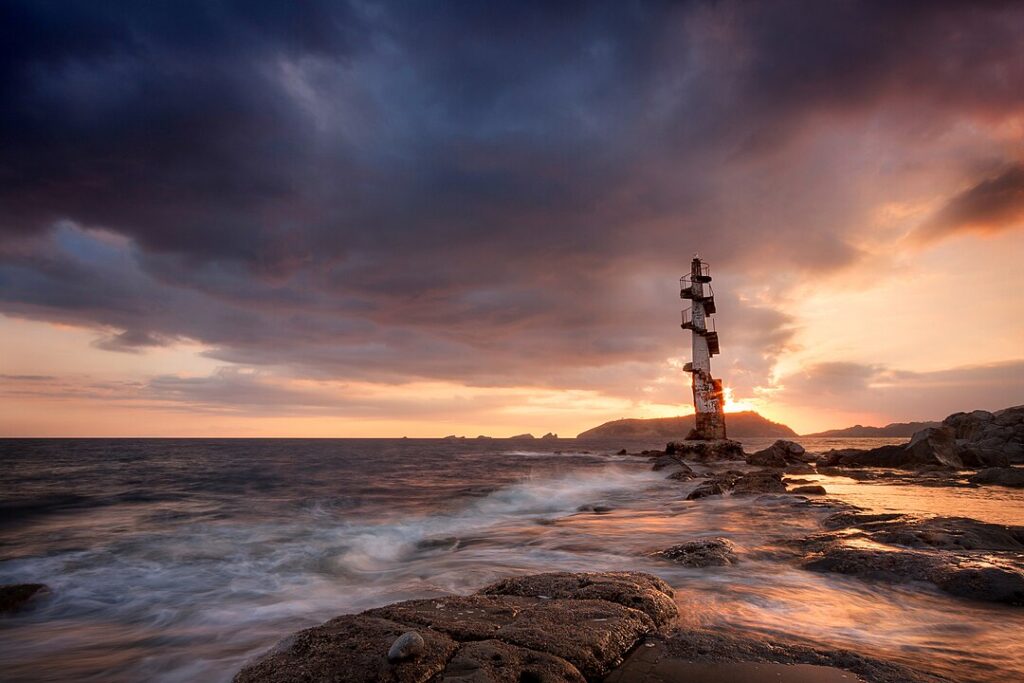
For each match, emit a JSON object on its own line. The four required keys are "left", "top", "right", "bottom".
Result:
{"left": 1, "top": 438, "right": 1022, "bottom": 682}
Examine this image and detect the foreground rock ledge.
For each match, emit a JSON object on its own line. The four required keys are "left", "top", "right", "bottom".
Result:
{"left": 234, "top": 572, "right": 676, "bottom": 682}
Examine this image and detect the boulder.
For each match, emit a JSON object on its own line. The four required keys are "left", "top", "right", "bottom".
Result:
{"left": 685, "top": 480, "right": 726, "bottom": 500}
{"left": 904, "top": 426, "right": 962, "bottom": 469}
{"left": 791, "top": 485, "right": 827, "bottom": 495}
{"left": 732, "top": 471, "right": 786, "bottom": 495}
{"left": 0, "top": 584, "right": 48, "bottom": 614}
{"left": 655, "top": 537, "right": 738, "bottom": 567}
{"left": 746, "top": 440, "right": 806, "bottom": 468}
{"left": 969, "top": 467, "right": 1024, "bottom": 488}
{"left": 665, "top": 439, "right": 745, "bottom": 462}
{"left": 388, "top": 632, "right": 426, "bottom": 663}
{"left": 651, "top": 454, "right": 682, "bottom": 471}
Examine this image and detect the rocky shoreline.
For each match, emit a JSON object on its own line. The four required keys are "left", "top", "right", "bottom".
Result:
{"left": 232, "top": 571, "right": 948, "bottom": 683}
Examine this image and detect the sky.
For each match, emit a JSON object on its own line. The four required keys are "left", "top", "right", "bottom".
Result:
{"left": 1, "top": 1, "right": 1023, "bottom": 437}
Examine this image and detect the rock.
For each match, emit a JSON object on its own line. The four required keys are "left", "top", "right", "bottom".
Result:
{"left": 615, "top": 629, "right": 949, "bottom": 683}
{"left": 539, "top": 432, "right": 558, "bottom": 440}
{"left": 233, "top": 615, "right": 458, "bottom": 683}
{"left": 656, "top": 537, "right": 738, "bottom": 567}
{"left": 685, "top": 480, "right": 725, "bottom": 500}
{"left": 479, "top": 571, "right": 677, "bottom": 629}
{"left": 956, "top": 443, "right": 1010, "bottom": 468}
{"left": 944, "top": 405, "right": 1024, "bottom": 464}
{"left": 616, "top": 448, "right": 627, "bottom": 455}
{"left": 803, "top": 546, "right": 1024, "bottom": 605}
{"left": 791, "top": 485, "right": 827, "bottom": 495}
{"left": 0, "top": 583, "right": 48, "bottom": 614}
{"left": 238, "top": 572, "right": 677, "bottom": 683}
{"left": 904, "top": 426, "right": 962, "bottom": 469}
{"left": 796, "top": 513, "right": 1024, "bottom": 606}
{"left": 388, "top": 631, "right": 426, "bottom": 663}
{"left": 784, "top": 462, "right": 815, "bottom": 475}
{"left": 509, "top": 433, "right": 535, "bottom": 440}
{"left": 651, "top": 454, "right": 681, "bottom": 471}
{"left": 665, "top": 469, "right": 696, "bottom": 481}
{"left": 746, "top": 440, "right": 806, "bottom": 468}
{"left": 732, "top": 471, "right": 786, "bottom": 495}
{"left": 969, "top": 467, "right": 1024, "bottom": 487}
{"left": 441, "top": 640, "right": 584, "bottom": 682}
{"left": 665, "top": 439, "right": 745, "bottom": 462}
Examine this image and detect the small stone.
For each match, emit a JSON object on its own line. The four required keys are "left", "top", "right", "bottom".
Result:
{"left": 791, "top": 485, "right": 827, "bottom": 495}
{"left": 387, "top": 631, "right": 425, "bottom": 663}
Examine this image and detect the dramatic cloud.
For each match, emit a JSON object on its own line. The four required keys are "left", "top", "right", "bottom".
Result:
{"left": 916, "top": 164, "right": 1024, "bottom": 241}
{"left": 1, "top": 1, "right": 1023, "bottom": 433}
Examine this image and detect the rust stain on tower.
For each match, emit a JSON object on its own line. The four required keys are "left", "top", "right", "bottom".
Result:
{"left": 680, "top": 255, "right": 727, "bottom": 440}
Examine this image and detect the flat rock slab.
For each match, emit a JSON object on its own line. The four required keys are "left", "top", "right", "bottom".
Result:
{"left": 607, "top": 646, "right": 864, "bottom": 683}
{"left": 233, "top": 615, "right": 458, "bottom": 683}
{"left": 236, "top": 572, "right": 677, "bottom": 683}
{"left": 442, "top": 639, "right": 584, "bottom": 682}
{"left": 479, "top": 571, "right": 677, "bottom": 628}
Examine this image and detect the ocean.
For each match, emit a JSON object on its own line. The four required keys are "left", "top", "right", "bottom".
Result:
{"left": 1, "top": 437, "right": 1022, "bottom": 682}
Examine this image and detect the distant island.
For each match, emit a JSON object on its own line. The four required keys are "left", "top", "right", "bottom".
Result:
{"left": 803, "top": 420, "right": 941, "bottom": 438}
{"left": 577, "top": 411, "right": 797, "bottom": 439}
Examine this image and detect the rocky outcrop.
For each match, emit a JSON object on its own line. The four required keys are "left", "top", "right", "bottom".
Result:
{"left": 944, "top": 406, "right": 1024, "bottom": 464}
{"left": 655, "top": 538, "right": 738, "bottom": 567}
{"left": 795, "top": 513, "right": 1024, "bottom": 605}
{"left": 539, "top": 432, "right": 558, "bottom": 440}
{"left": 664, "top": 439, "right": 744, "bottom": 462}
{"left": 508, "top": 433, "right": 535, "bottom": 440}
{"left": 0, "top": 583, "right": 48, "bottom": 614}
{"left": 746, "top": 440, "right": 807, "bottom": 468}
{"left": 969, "top": 467, "right": 1024, "bottom": 487}
{"left": 235, "top": 572, "right": 677, "bottom": 682}
{"left": 819, "top": 406, "right": 1024, "bottom": 470}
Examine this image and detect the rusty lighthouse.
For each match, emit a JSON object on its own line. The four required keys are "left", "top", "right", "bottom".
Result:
{"left": 680, "top": 256, "right": 727, "bottom": 440}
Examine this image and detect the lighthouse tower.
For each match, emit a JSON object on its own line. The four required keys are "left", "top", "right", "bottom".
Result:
{"left": 680, "top": 256, "right": 726, "bottom": 440}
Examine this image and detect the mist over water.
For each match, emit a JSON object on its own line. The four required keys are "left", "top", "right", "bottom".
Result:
{"left": 1, "top": 438, "right": 1022, "bottom": 682}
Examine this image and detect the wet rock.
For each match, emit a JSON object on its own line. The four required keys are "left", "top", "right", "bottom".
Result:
{"left": 969, "top": 467, "right": 1024, "bottom": 487}
{"left": 732, "top": 471, "right": 786, "bottom": 495}
{"left": 791, "top": 485, "right": 826, "bottom": 495}
{"left": 617, "top": 629, "right": 949, "bottom": 683}
{"left": 655, "top": 537, "right": 738, "bottom": 567}
{"left": 685, "top": 480, "right": 725, "bottom": 500}
{"left": 956, "top": 444, "right": 1010, "bottom": 468}
{"left": 233, "top": 615, "right": 458, "bottom": 683}
{"left": 803, "top": 546, "right": 1024, "bottom": 605}
{"left": 388, "top": 631, "right": 426, "bottom": 663}
{"left": 616, "top": 449, "right": 627, "bottom": 455}
{"left": 822, "top": 513, "right": 1024, "bottom": 551}
{"left": 817, "top": 426, "right": 963, "bottom": 470}
{"left": 746, "top": 440, "right": 806, "bottom": 468}
{"left": 488, "top": 599, "right": 654, "bottom": 679}
{"left": 665, "top": 468, "right": 696, "bottom": 481}
{"left": 238, "top": 572, "right": 676, "bottom": 683}
{"left": 0, "top": 583, "right": 49, "bottom": 614}
{"left": 479, "top": 571, "right": 677, "bottom": 628}
{"left": 664, "top": 439, "right": 745, "bottom": 462}
{"left": 784, "top": 462, "right": 815, "bottom": 475}
{"left": 651, "top": 454, "right": 682, "bottom": 471}
{"left": 441, "top": 639, "right": 584, "bottom": 682}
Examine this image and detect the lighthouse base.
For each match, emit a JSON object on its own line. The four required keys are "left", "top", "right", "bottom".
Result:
{"left": 687, "top": 411, "right": 727, "bottom": 441}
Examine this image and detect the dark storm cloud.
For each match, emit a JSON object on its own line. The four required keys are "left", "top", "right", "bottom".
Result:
{"left": 1, "top": 1, "right": 1022, "bottom": 398}
{"left": 916, "top": 164, "right": 1024, "bottom": 241}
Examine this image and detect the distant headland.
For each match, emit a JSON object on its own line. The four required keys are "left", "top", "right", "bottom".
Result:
{"left": 804, "top": 421, "right": 942, "bottom": 438}
{"left": 577, "top": 411, "right": 797, "bottom": 439}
